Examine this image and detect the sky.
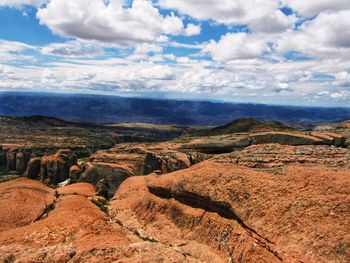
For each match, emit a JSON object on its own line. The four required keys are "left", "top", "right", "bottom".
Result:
{"left": 0, "top": 0, "right": 350, "bottom": 107}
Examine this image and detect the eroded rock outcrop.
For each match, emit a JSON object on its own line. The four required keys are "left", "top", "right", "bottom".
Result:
{"left": 214, "top": 144, "right": 350, "bottom": 169}
{"left": 70, "top": 143, "right": 208, "bottom": 197}
{"left": 181, "top": 131, "right": 346, "bottom": 154}
{"left": 0, "top": 178, "right": 216, "bottom": 262}
{"left": 110, "top": 159, "right": 350, "bottom": 263}
{"left": 205, "top": 118, "right": 294, "bottom": 136}
{"left": 4, "top": 148, "right": 33, "bottom": 174}
{"left": 22, "top": 150, "right": 77, "bottom": 184}
{"left": 143, "top": 151, "right": 191, "bottom": 175}
{"left": 25, "top": 157, "right": 42, "bottom": 179}
{"left": 0, "top": 178, "right": 55, "bottom": 232}
{"left": 74, "top": 162, "right": 133, "bottom": 198}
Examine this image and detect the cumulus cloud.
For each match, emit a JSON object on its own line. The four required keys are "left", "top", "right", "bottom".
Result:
{"left": 277, "top": 10, "right": 350, "bottom": 58}
{"left": 134, "top": 43, "right": 162, "bottom": 55}
{"left": 184, "top": 24, "right": 201, "bottom": 36}
{"left": 250, "top": 10, "right": 297, "bottom": 33}
{"left": 203, "top": 33, "right": 268, "bottom": 61}
{"left": 159, "top": 0, "right": 297, "bottom": 35}
{"left": 1, "top": 0, "right": 349, "bottom": 106}
{"left": 36, "top": 0, "right": 200, "bottom": 45}
{"left": 282, "top": 0, "right": 350, "bottom": 16}
{"left": 159, "top": 0, "right": 279, "bottom": 25}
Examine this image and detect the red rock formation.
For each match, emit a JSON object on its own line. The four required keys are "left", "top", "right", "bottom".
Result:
{"left": 0, "top": 178, "right": 54, "bottom": 232}
{"left": 3, "top": 148, "right": 33, "bottom": 174}
{"left": 110, "top": 159, "right": 350, "bottom": 263}
{"left": 40, "top": 149, "right": 77, "bottom": 185}
{"left": 76, "top": 162, "right": 133, "bottom": 198}
{"left": 214, "top": 144, "right": 350, "bottom": 169}
{"left": 0, "top": 178, "right": 214, "bottom": 262}
{"left": 70, "top": 143, "right": 207, "bottom": 197}
{"left": 181, "top": 131, "right": 346, "bottom": 154}
{"left": 25, "top": 157, "right": 42, "bottom": 179}
{"left": 340, "top": 120, "right": 350, "bottom": 129}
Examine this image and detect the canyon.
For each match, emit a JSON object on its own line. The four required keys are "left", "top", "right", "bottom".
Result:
{"left": 0, "top": 116, "right": 349, "bottom": 262}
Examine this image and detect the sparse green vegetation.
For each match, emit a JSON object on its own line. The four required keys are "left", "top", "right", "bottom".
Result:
{"left": 132, "top": 229, "right": 158, "bottom": 243}
{"left": 91, "top": 198, "right": 109, "bottom": 214}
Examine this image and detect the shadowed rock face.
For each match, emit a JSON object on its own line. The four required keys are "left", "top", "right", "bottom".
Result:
{"left": 143, "top": 151, "right": 191, "bottom": 175}
{"left": 74, "top": 162, "right": 133, "bottom": 198}
{"left": 0, "top": 147, "right": 6, "bottom": 167}
{"left": 2, "top": 148, "right": 33, "bottom": 174}
{"left": 39, "top": 149, "right": 77, "bottom": 185}
{"left": 26, "top": 157, "right": 42, "bottom": 179}
{"left": 69, "top": 143, "right": 209, "bottom": 198}
{"left": 181, "top": 132, "right": 347, "bottom": 154}
{"left": 22, "top": 149, "right": 78, "bottom": 185}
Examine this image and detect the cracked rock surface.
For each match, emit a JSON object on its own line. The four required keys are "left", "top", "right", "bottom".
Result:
{"left": 1, "top": 143, "right": 350, "bottom": 262}
{"left": 110, "top": 159, "right": 350, "bottom": 263}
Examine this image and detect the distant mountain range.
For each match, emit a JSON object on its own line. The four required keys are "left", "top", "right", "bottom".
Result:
{"left": 1, "top": 92, "right": 349, "bottom": 126}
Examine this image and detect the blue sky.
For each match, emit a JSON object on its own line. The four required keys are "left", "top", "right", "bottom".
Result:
{"left": 0, "top": 0, "right": 350, "bottom": 106}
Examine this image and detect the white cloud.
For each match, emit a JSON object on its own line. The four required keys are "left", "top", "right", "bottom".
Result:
{"left": 134, "top": 43, "right": 162, "bottom": 55}
{"left": 36, "top": 0, "right": 200, "bottom": 45}
{"left": 0, "top": 0, "right": 46, "bottom": 7}
{"left": 0, "top": 40, "right": 35, "bottom": 61}
{"left": 0, "top": 65, "right": 13, "bottom": 76}
{"left": 184, "top": 24, "right": 201, "bottom": 36}
{"left": 159, "top": 0, "right": 279, "bottom": 25}
{"left": 282, "top": 0, "right": 350, "bottom": 16}
{"left": 276, "top": 10, "right": 350, "bottom": 58}
{"left": 203, "top": 32, "right": 267, "bottom": 61}
{"left": 250, "top": 10, "right": 297, "bottom": 33}
{"left": 159, "top": 0, "right": 296, "bottom": 35}
{"left": 41, "top": 41, "right": 103, "bottom": 58}
{"left": 0, "top": 0, "right": 350, "bottom": 106}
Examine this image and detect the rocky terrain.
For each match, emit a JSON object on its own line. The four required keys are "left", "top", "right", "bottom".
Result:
{"left": 0, "top": 116, "right": 201, "bottom": 182}
{"left": 0, "top": 116, "right": 349, "bottom": 262}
